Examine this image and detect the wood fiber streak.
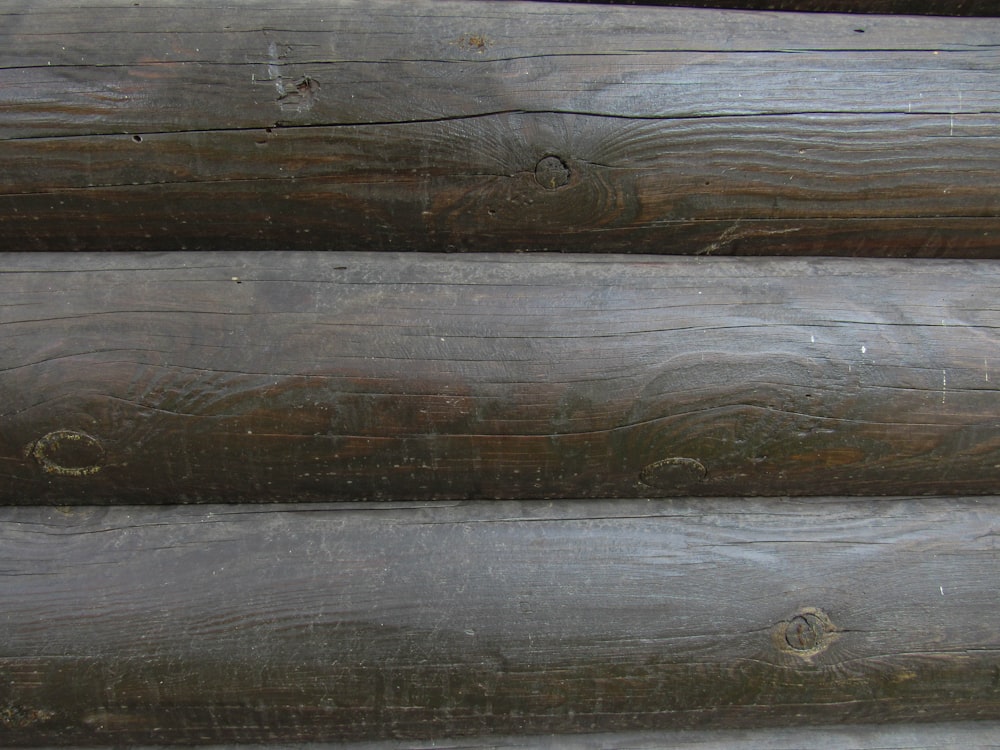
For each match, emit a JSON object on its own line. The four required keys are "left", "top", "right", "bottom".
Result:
{"left": 1, "top": 0, "right": 999, "bottom": 254}
{"left": 192, "top": 722, "right": 1000, "bottom": 750}
{"left": 551, "top": 0, "right": 1000, "bottom": 15}
{"left": 3, "top": 252, "right": 1000, "bottom": 503}
{"left": 1, "top": 498, "right": 999, "bottom": 744}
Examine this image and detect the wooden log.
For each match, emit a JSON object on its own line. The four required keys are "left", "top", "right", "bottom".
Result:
{"left": 2, "top": 497, "right": 999, "bottom": 744}
{"left": 4, "top": 252, "right": 1000, "bottom": 503}
{"left": 2, "top": 1, "right": 1000, "bottom": 255}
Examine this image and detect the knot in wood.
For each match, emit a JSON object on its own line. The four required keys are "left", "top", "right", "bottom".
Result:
{"left": 0, "top": 705, "right": 54, "bottom": 730}
{"left": 638, "top": 457, "right": 707, "bottom": 490}
{"left": 785, "top": 613, "right": 824, "bottom": 650}
{"left": 534, "top": 155, "right": 571, "bottom": 190}
{"left": 28, "top": 430, "right": 105, "bottom": 477}
{"left": 775, "top": 607, "right": 836, "bottom": 657}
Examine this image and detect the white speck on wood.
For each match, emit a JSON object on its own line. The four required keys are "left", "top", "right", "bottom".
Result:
{"left": 268, "top": 41, "right": 284, "bottom": 97}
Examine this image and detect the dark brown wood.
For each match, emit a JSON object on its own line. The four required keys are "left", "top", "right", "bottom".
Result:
{"left": 2, "top": 1, "right": 1000, "bottom": 255}
{"left": 4, "top": 252, "right": 1000, "bottom": 503}
{"left": 2, "top": 497, "right": 1000, "bottom": 745}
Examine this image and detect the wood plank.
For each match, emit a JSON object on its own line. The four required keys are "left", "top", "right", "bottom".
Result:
{"left": 2, "top": 497, "right": 999, "bottom": 744}
{"left": 3, "top": 252, "right": 1000, "bottom": 503}
{"left": 1, "top": 1, "right": 999, "bottom": 254}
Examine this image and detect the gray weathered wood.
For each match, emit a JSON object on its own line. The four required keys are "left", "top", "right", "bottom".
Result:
{"left": 61, "top": 721, "right": 1000, "bottom": 749}
{"left": 2, "top": 1, "right": 1000, "bottom": 254}
{"left": 1, "top": 497, "right": 999, "bottom": 744}
{"left": 5, "top": 252, "right": 1000, "bottom": 503}
{"left": 553, "top": 0, "right": 1000, "bottom": 15}
{"left": 180, "top": 721, "right": 1000, "bottom": 749}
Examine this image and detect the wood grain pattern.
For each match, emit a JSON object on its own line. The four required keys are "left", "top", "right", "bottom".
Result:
{"left": 2, "top": 497, "right": 999, "bottom": 744}
{"left": 553, "top": 0, "right": 1000, "bottom": 15}
{"left": 3, "top": 252, "right": 1000, "bottom": 503}
{"left": 193, "top": 722, "right": 1000, "bottom": 750}
{"left": 2, "top": 1, "right": 1000, "bottom": 254}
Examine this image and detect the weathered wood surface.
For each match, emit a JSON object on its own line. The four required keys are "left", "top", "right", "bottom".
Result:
{"left": 560, "top": 0, "right": 1000, "bottom": 15}
{"left": 2, "top": 497, "right": 999, "bottom": 745}
{"left": 201, "top": 722, "right": 1000, "bottom": 750}
{"left": 2, "top": 1, "right": 1000, "bottom": 255}
{"left": 4, "top": 252, "right": 1000, "bottom": 503}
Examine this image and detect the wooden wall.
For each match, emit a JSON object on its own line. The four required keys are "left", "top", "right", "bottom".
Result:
{"left": 2, "top": 1, "right": 1000, "bottom": 747}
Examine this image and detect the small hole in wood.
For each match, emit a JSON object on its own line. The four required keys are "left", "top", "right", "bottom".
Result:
{"left": 132, "top": 135, "right": 142, "bottom": 143}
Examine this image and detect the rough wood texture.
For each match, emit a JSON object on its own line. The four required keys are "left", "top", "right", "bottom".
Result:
{"left": 4, "top": 252, "right": 1000, "bottom": 503}
{"left": 2, "top": 497, "right": 999, "bottom": 745}
{"left": 2, "top": 1, "right": 1000, "bottom": 255}
{"left": 558, "top": 0, "right": 1000, "bottom": 15}
{"left": 197, "top": 722, "right": 1000, "bottom": 749}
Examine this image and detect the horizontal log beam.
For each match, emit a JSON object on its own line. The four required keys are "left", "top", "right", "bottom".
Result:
{"left": 3, "top": 252, "right": 1000, "bottom": 502}
{"left": 1, "top": 498, "right": 999, "bottom": 744}
{"left": 1, "top": 1, "right": 999, "bottom": 254}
